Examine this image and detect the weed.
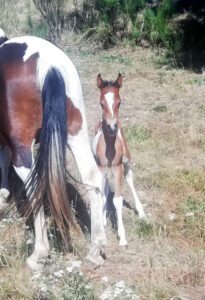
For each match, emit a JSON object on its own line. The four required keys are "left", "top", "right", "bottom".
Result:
{"left": 100, "top": 54, "right": 132, "bottom": 65}
{"left": 187, "top": 76, "right": 205, "bottom": 86}
{"left": 199, "top": 104, "right": 205, "bottom": 113}
{"left": 134, "top": 219, "right": 153, "bottom": 238}
{"left": 26, "top": 14, "right": 48, "bottom": 39}
{"left": 124, "top": 126, "right": 150, "bottom": 144}
{"left": 152, "top": 105, "right": 167, "bottom": 113}
{"left": 179, "top": 196, "right": 205, "bottom": 214}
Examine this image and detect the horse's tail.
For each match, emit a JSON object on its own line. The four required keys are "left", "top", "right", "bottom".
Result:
{"left": 0, "top": 29, "right": 8, "bottom": 46}
{"left": 25, "top": 67, "right": 75, "bottom": 247}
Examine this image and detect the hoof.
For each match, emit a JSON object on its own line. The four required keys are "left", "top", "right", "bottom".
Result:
{"left": 0, "top": 188, "right": 9, "bottom": 199}
{"left": 119, "top": 240, "right": 128, "bottom": 247}
{"left": 138, "top": 211, "right": 146, "bottom": 219}
{"left": 85, "top": 253, "right": 104, "bottom": 268}
{"left": 26, "top": 257, "right": 44, "bottom": 272}
{"left": 85, "top": 245, "right": 105, "bottom": 268}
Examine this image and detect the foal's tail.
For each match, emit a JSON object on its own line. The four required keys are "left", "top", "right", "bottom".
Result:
{"left": 0, "top": 29, "right": 8, "bottom": 46}
{"left": 25, "top": 67, "right": 75, "bottom": 247}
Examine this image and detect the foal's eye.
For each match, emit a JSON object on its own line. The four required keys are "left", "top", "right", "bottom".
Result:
{"left": 100, "top": 103, "right": 104, "bottom": 108}
{"left": 117, "top": 102, "right": 121, "bottom": 108}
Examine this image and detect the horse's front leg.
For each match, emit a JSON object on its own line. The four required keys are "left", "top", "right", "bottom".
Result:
{"left": 14, "top": 163, "right": 49, "bottom": 271}
{"left": 68, "top": 134, "right": 107, "bottom": 266}
{"left": 113, "top": 164, "right": 127, "bottom": 246}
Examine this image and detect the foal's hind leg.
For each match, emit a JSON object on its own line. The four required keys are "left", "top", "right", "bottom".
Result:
{"left": 124, "top": 162, "right": 145, "bottom": 219}
{"left": 68, "top": 134, "right": 107, "bottom": 266}
{"left": 0, "top": 146, "right": 10, "bottom": 209}
{"left": 13, "top": 156, "right": 49, "bottom": 271}
{"left": 113, "top": 164, "right": 127, "bottom": 246}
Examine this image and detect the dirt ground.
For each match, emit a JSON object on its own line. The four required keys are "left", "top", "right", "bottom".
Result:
{"left": 1, "top": 42, "right": 205, "bottom": 299}
{"left": 70, "top": 44, "right": 205, "bottom": 299}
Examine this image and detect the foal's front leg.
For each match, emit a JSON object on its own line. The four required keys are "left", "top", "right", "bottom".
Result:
{"left": 113, "top": 164, "right": 127, "bottom": 246}
{"left": 123, "top": 162, "right": 146, "bottom": 219}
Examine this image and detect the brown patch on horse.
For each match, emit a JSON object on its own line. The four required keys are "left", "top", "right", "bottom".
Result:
{"left": 67, "top": 97, "right": 82, "bottom": 135}
{"left": 118, "top": 123, "right": 131, "bottom": 162}
{"left": 95, "top": 121, "right": 123, "bottom": 168}
{"left": 0, "top": 51, "right": 42, "bottom": 166}
{"left": 113, "top": 164, "right": 123, "bottom": 197}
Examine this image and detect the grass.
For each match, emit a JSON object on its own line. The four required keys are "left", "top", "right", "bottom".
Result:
{"left": 152, "top": 105, "right": 167, "bottom": 113}
{"left": 124, "top": 126, "right": 150, "bottom": 144}
{"left": 100, "top": 54, "right": 132, "bottom": 65}
{"left": 1, "top": 22, "right": 205, "bottom": 299}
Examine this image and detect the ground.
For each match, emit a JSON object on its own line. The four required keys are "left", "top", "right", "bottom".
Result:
{"left": 1, "top": 42, "right": 205, "bottom": 299}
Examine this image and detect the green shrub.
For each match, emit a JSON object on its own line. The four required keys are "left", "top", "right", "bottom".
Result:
{"left": 130, "top": 0, "right": 175, "bottom": 48}
{"left": 26, "top": 14, "right": 48, "bottom": 39}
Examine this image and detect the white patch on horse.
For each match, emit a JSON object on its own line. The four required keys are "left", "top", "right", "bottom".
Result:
{"left": 104, "top": 92, "right": 114, "bottom": 116}
{"left": 0, "top": 29, "right": 6, "bottom": 38}
{"left": 13, "top": 164, "right": 49, "bottom": 271}
{"left": 5, "top": 36, "right": 84, "bottom": 112}
{"left": 13, "top": 165, "right": 30, "bottom": 182}
{"left": 113, "top": 196, "right": 127, "bottom": 246}
{"left": 92, "top": 128, "right": 102, "bottom": 156}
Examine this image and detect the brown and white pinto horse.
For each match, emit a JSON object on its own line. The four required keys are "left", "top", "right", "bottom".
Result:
{"left": 92, "top": 74, "right": 146, "bottom": 246}
{"left": 0, "top": 30, "right": 106, "bottom": 270}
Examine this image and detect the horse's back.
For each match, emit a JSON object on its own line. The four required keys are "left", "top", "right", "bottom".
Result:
{"left": 0, "top": 36, "right": 85, "bottom": 156}
{"left": 0, "top": 36, "right": 83, "bottom": 107}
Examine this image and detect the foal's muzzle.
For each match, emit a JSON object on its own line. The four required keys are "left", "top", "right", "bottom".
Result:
{"left": 107, "top": 123, "right": 118, "bottom": 135}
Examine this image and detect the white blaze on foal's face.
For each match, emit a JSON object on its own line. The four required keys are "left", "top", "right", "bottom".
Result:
{"left": 97, "top": 73, "right": 122, "bottom": 132}
{"left": 104, "top": 92, "right": 115, "bottom": 116}
{"left": 100, "top": 88, "right": 121, "bottom": 131}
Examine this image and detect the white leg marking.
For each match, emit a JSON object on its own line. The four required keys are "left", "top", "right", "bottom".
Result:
{"left": 0, "top": 146, "right": 10, "bottom": 209}
{"left": 14, "top": 165, "right": 49, "bottom": 271}
{"left": 113, "top": 196, "right": 127, "bottom": 246}
{"left": 92, "top": 129, "right": 102, "bottom": 156}
{"left": 125, "top": 169, "right": 146, "bottom": 219}
{"left": 102, "top": 177, "right": 109, "bottom": 227}
{"left": 68, "top": 133, "right": 106, "bottom": 265}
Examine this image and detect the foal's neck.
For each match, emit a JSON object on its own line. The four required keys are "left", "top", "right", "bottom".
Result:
{"left": 102, "top": 119, "right": 118, "bottom": 167}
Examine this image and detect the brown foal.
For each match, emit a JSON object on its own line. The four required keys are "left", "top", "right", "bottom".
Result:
{"left": 92, "top": 74, "right": 146, "bottom": 246}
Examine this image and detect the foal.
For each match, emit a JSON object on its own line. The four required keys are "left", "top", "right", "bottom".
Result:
{"left": 92, "top": 74, "right": 146, "bottom": 246}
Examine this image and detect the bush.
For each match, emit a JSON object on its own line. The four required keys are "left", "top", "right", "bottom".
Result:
{"left": 129, "top": 0, "right": 175, "bottom": 48}
{"left": 32, "top": 0, "right": 68, "bottom": 43}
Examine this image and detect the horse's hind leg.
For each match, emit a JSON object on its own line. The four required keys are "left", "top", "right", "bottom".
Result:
{"left": 124, "top": 162, "right": 145, "bottom": 219}
{"left": 13, "top": 151, "right": 49, "bottom": 271}
{"left": 0, "top": 146, "right": 10, "bottom": 209}
{"left": 68, "top": 134, "right": 107, "bottom": 266}
{"left": 113, "top": 164, "right": 127, "bottom": 246}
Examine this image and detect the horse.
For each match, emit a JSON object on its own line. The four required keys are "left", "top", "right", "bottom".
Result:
{"left": 92, "top": 74, "right": 146, "bottom": 246}
{"left": 0, "top": 29, "right": 107, "bottom": 271}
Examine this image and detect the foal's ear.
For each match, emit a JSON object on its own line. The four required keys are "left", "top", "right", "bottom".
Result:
{"left": 114, "top": 73, "right": 123, "bottom": 88}
{"left": 97, "top": 74, "right": 103, "bottom": 89}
